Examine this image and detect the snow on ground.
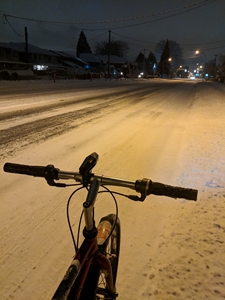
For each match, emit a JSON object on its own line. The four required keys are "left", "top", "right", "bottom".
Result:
{"left": 0, "top": 79, "right": 225, "bottom": 300}
{"left": 138, "top": 82, "right": 225, "bottom": 299}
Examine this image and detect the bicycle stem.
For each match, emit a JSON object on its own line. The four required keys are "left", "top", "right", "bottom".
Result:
{"left": 83, "top": 179, "right": 100, "bottom": 232}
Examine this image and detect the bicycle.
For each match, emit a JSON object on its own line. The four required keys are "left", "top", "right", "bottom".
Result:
{"left": 4, "top": 152, "right": 198, "bottom": 300}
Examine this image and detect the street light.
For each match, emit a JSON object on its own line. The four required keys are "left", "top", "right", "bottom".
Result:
{"left": 195, "top": 50, "right": 206, "bottom": 77}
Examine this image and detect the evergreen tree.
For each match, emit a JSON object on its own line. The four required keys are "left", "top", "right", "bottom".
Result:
{"left": 146, "top": 51, "right": 157, "bottom": 75}
{"left": 135, "top": 52, "right": 146, "bottom": 72}
{"left": 156, "top": 39, "right": 185, "bottom": 75}
{"left": 76, "top": 31, "right": 92, "bottom": 57}
{"left": 158, "top": 40, "right": 171, "bottom": 77}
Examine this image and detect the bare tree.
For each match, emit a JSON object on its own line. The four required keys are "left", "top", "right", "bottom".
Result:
{"left": 95, "top": 39, "right": 129, "bottom": 57}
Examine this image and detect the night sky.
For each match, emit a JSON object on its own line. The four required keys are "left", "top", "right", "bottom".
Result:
{"left": 1, "top": 0, "right": 225, "bottom": 70}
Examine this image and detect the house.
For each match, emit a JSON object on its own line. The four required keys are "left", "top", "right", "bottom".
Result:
{"left": 0, "top": 42, "right": 63, "bottom": 79}
{"left": 80, "top": 53, "right": 128, "bottom": 76}
{"left": 0, "top": 42, "right": 32, "bottom": 80}
{"left": 79, "top": 53, "right": 102, "bottom": 71}
{"left": 96, "top": 54, "right": 127, "bottom": 69}
{"left": 0, "top": 42, "right": 90, "bottom": 80}
{"left": 50, "top": 50, "right": 88, "bottom": 74}
{"left": 0, "top": 41, "right": 129, "bottom": 80}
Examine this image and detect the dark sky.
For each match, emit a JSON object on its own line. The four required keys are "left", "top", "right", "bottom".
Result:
{"left": 1, "top": 0, "right": 225, "bottom": 70}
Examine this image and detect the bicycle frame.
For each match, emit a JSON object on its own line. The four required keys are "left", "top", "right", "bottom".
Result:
{"left": 52, "top": 179, "right": 117, "bottom": 300}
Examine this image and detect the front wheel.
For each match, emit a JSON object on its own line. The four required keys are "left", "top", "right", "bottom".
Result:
{"left": 79, "top": 214, "right": 121, "bottom": 300}
{"left": 96, "top": 213, "right": 121, "bottom": 297}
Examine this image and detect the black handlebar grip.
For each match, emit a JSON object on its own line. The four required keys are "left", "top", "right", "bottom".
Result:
{"left": 149, "top": 182, "right": 198, "bottom": 201}
{"left": 4, "top": 163, "right": 47, "bottom": 178}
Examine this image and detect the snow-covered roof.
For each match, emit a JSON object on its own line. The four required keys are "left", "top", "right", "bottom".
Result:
{"left": 0, "top": 42, "right": 11, "bottom": 49}
{"left": 79, "top": 53, "right": 101, "bottom": 63}
{"left": 50, "top": 51, "right": 89, "bottom": 65}
{"left": 96, "top": 54, "right": 127, "bottom": 64}
{"left": 79, "top": 53, "right": 127, "bottom": 65}
{"left": 1, "top": 42, "right": 57, "bottom": 56}
{"left": 62, "top": 52, "right": 88, "bottom": 64}
{"left": 0, "top": 60, "right": 27, "bottom": 65}
{"left": 62, "top": 60, "right": 84, "bottom": 68}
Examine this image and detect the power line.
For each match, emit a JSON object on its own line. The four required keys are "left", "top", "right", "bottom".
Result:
{"left": 203, "top": 45, "right": 225, "bottom": 51}
{"left": 182, "top": 39, "right": 225, "bottom": 46}
{"left": 3, "top": 14, "right": 24, "bottom": 37}
{"left": 112, "top": 31, "right": 225, "bottom": 49}
{"left": 87, "top": 31, "right": 108, "bottom": 42}
{"left": 3, "top": 0, "right": 215, "bottom": 27}
{"left": 102, "top": 0, "right": 216, "bottom": 30}
{"left": 111, "top": 31, "right": 157, "bottom": 45}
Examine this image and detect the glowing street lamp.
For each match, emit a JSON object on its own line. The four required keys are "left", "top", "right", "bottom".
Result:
{"left": 195, "top": 50, "right": 206, "bottom": 60}
{"left": 195, "top": 50, "right": 206, "bottom": 75}
{"left": 162, "top": 57, "right": 172, "bottom": 77}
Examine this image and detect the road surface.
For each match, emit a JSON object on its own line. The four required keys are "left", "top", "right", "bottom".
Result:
{"left": 1, "top": 79, "right": 183, "bottom": 158}
{"left": 1, "top": 78, "right": 225, "bottom": 299}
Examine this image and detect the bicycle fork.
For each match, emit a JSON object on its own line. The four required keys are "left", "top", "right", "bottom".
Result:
{"left": 52, "top": 225, "right": 117, "bottom": 299}
{"left": 52, "top": 179, "right": 117, "bottom": 300}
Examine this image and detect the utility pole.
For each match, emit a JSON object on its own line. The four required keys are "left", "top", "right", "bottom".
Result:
{"left": 107, "top": 30, "right": 111, "bottom": 79}
{"left": 25, "top": 27, "right": 29, "bottom": 64}
{"left": 143, "top": 48, "right": 145, "bottom": 77}
{"left": 214, "top": 54, "right": 218, "bottom": 79}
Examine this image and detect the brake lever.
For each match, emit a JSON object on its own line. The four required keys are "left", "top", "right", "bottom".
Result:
{"left": 128, "top": 193, "right": 146, "bottom": 202}
{"left": 44, "top": 165, "right": 66, "bottom": 187}
{"left": 128, "top": 178, "right": 150, "bottom": 201}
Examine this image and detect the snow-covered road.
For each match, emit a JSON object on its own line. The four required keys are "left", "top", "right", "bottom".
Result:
{"left": 1, "top": 79, "right": 225, "bottom": 299}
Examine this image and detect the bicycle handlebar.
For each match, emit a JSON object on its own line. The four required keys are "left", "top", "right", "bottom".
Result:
{"left": 3, "top": 162, "right": 198, "bottom": 201}
{"left": 4, "top": 162, "right": 47, "bottom": 177}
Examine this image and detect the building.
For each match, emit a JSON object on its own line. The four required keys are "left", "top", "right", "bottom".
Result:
{"left": 0, "top": 42, "right": 88, "bottom": 80}
{"left": 0, "top": 41, "right": 129, "bottom": 80}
